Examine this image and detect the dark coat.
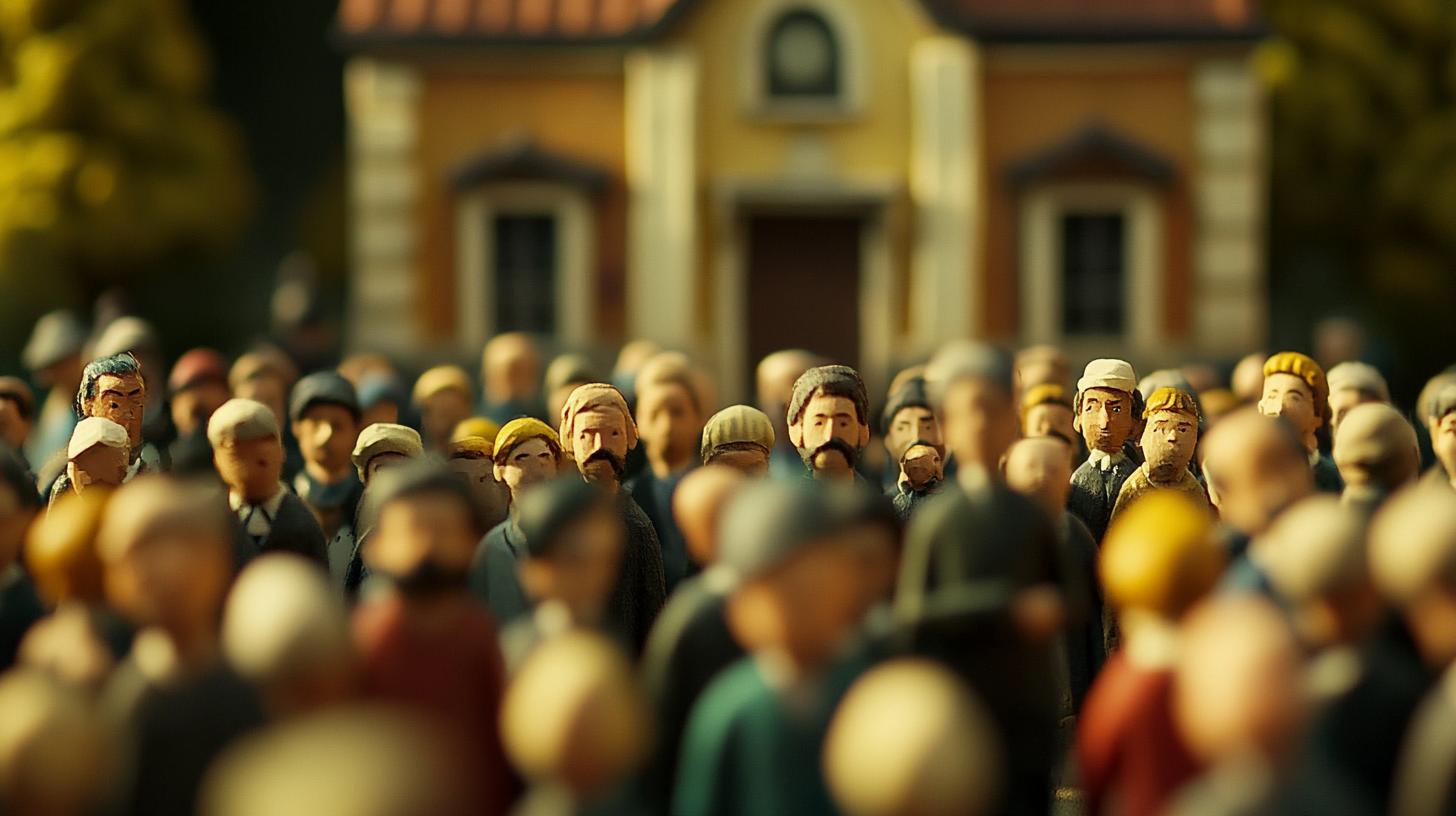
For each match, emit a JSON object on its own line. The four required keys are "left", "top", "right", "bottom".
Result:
{"left": 0, "top": 567, "right": 44, "bottom": 671}
{"left": 611, "top": 492, "right": 668, "bottom": 656}
{"left": 237, "top": 492, "right": 328, "bottom": 568}
{"left": 1313, "top": 451, "right": 1345, "bottom": 494}
{"left": 1068, "top": 455, "right": 1140, "bottom": 543}
{"left": 468, "top": 519, "right": 532, "bottom": 625}
{"left": 627, "top": 467, "right": 696, "bottom": 595}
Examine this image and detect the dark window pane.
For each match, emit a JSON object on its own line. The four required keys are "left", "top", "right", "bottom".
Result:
{"left": 493, "top": 214, "right": 556, "bottom": 334}
{"left": 1060, "top": 212, "right": 1126, "bottom": 336}
{"left": 766, "top": 10, "right": 840, "bottom": 99}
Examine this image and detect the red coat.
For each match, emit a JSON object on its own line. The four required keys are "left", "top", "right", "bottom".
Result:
{"left": 1078, "top": 651, "right": 1201, "bottom": 816}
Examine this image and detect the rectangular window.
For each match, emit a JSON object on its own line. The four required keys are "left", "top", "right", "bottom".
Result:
{"left": 492, "top": 214, "right": 557, "bottom": 334}
{"left": 1060, "top": 212, "right": 1125, "bottom": 336}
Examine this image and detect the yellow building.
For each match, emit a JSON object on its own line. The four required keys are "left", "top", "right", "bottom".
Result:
{"left": 338, "top": 0, "right": 1265, "bottom": 399}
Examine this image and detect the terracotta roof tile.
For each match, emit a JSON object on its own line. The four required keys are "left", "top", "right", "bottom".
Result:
{"left": 925, "top": 0, "right": 1262, "bottom": 40}
{"left": 336, "top": 0, "right": 693, "bottom": 44}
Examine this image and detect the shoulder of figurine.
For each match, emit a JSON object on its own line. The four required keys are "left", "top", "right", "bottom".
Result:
{"left": 694, "top": 657, "right": 770, "bottom": 724}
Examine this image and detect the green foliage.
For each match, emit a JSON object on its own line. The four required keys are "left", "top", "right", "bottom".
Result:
{"left": 0, "top": 0, "right": 251, "bottom": 283}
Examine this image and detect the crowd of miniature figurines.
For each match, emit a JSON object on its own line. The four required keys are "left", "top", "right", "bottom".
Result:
{"left": 3, "top": 308, "right": 1456, "bottom": 816}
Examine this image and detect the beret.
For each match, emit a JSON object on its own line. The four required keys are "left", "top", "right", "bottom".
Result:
{"left": 68, "top": 417, "right": 128, "bottom": 459}
{"left": 493, "top": 417, "right": 562, "bottom": 465}
{"left": 881, "top": 378, "right": 932, "bottom": 434}
{"left": 22, "top": 310, "right": 86, "bottom": 371}
{"left": 412, "top": 365, "right": 472, "bottom": 405}
{"left": 515, "top": 477, "right": 611, "bottom": 558}
{"left": 350, "top": 423, "right": 423, "bottom": 480}
{"left": 207, "top": 399, "right": 281, "bottom": 447}
{"left": 718, "top": 480, "right": 838, "bottom": 582}
{"left": 1077, "top": 359, "right": 1137, "bottom": 395}
{"left": 169, "top": 348, "right": 229, "bottom": 394}
{"left": 701, "top": 405, "right": 775, "bottom": 462}
{"left": 290, "top": 372, "right": 361, "bottom": 424}
{"left": 0, "top": 377, "right": 35, "bottom": 420}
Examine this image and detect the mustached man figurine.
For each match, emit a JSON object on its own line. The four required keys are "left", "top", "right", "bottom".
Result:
{"left": 787, "top": 365, "right": 871, "bottom": 485}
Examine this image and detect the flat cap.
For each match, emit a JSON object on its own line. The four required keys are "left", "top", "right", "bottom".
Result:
{"left": 207, "top": 399, "right": 280, "bottom": 447}
{"left": 493, "top": 417, "right": 562, "bottom": 465}
{"left": 718, "top": 480, "right": 838, "bottom": 582}
{"left": 701, "top": 405, "right": 775, "bottom": 462}
{"left": 515, "top": 477, "right": 611, "bottom": 558}
{"left": 559, "top": 383, "right": 637, "bottom": 450}
{"left": 22, "top": 310, "right": 86, "bottom": 371}
{"left": 1326, "top": 361, "right": 1390, "bottom": 401}
{"left": 881, "top": 378, "right": 932, "bottom": 434}
{"left": 1077, "top": 359, "right": 1137, "bottom": 395}
{"left": 350, "top": 423, "right": 423, "bottom": 480}
{"left": 412, "top": 365, "right": 472, "bottom": 404}
{"left": 68, "top": 417, "right": 128, "bottom": 459}
{"left": 0, "top": 377, "right": 35, "bottom": 420}
{"left": 91, "top": 316, "right": 159, "bottom": 358}
{"left": 289, "top": 372, "right": 361, "bottom": 424}
{"left": 168, "top": 348, "right": 229, "bottom": 394}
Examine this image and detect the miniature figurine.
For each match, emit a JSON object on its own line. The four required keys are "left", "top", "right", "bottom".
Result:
{"left": 1068, "top": 358, "right": 1142, "bottom": 543}
{"left": 1078, "top": 491, "right": 1225, "bottom": 816}
{"left": 453, "top": 416, "right": 500, "bottom": 445}
{"left": 544, "top": 353, "right": 600, "bottom": 427}
{"left": 65, "top": 417, "right": 130, "bottom": 497}
{"left": 699, "top": 405, "right": 775, "bottom": 476}
{"left": 1332, "top": 402, "right": 1420, "bottom": 516}
{"left": 351, "top": 422, "right": 424, "bottom": 486}
{"left": 674, "top": 481, "right": 875, "bottom": 816}
{"left": 559, "top": 383, "right": 667, "bottom": 654}
{"left": 1428, "top": 384, "right": 1456, "bottom": 493}
{"left": 412, "top": 365, "right": 474, "bottom": 455}
{"left": 1019, "top": 383, "right": 1077, "bottom": 453}
{"left": 1015, "top": 344, "right": 1070, "bottom": 393}
{"left": 787, "top": 365, "right": 871, "bottom": 482}
{"left": 1201, "top": 408, "right": 1315, "bottom": 564}
{"left": 0, "top": 446, "right": 43, "bottom": 671}
{"left": 228, "top": 347, "right": 299, "bottom": 430}
{"left": 73, "top": 352, "right": 148, "bottom": 474}
{"left": 1258, "top": 351, "right": 1342, "bottom": 493}
{"left": 481, "top": 332, "right": 545, "bottom": 424}
{"left": 0, "top": 378, "right": 34, "bottom": 459}
{"left": 629, "top": 353, "right": 710, "bottom": 593}
{"left": 90, "top": 316, "right": 170, "bottom": 457}
{"left": 353, "top": 461, "right": 518, "bottom": 815}
{"left": 167, "top": 348, "right": 231, "bottom": 442}
{"left": 881, "top": 377, "right": 942, "bottom": 486}
{"left": 21, "top": 309, "right": 86, "bottom": 468}
{"left": 893, "top": 441, "right": 944, "bottom": 520}
{"left": 756, "top": 349, "right": 825, "bottom": 478}
{"left": 208, "top": 399, "right": 327, "bottom": 566}
{"left": 289, "top": 371, "right": 363, "bottom": 540}
{"left": 825, "top": 659, "right": 1003, "bottom": 816}
{"left": 356, "top": 371, "right": 406, "bottom": 428}
{"left": 446, "top": 437, "right": 510, "bottom": 534}
{"left": 1230, "top": 352, "right": 1268, "bottom": 404}
{"left": 1111, "top": 387, "right": 1209, "bottom": 520}
{"left": 1326, "top": 361, "right": 1390, "bottom": 438}
{"left": 468, "top": 418, "right": 565, "bottom": 624}
{"left": 502, "top": 477, "right": 624, "bottom": 670}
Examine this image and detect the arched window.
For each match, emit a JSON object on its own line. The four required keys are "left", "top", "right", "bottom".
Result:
{"left": 765, "top": 8, "right": 840, "bottom": 101}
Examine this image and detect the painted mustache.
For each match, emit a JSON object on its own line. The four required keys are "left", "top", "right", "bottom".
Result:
{"left": 582, "top": 449, "right": 626, "bottom": 480}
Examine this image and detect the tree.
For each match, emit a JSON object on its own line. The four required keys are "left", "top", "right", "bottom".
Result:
{"left": 0, "top": 0, "right": 252, "bottom": 285}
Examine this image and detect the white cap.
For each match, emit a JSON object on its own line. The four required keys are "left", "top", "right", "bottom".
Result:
{"left": 68, "top": 417, "right": 128, "bottom": 460}
{"left": 1077, "top": 359, "right": 1137, "bottom": 395}
{"left": 208, "top": 398, "right": 281, "bottom": 447}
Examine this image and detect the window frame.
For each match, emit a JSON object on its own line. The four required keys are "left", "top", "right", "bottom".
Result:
{"left": 743, "top": 0, "right": 864, "bottom": 122}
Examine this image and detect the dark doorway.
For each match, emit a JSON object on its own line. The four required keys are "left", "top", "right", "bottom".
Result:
{"left": 745, "top": 215, "right": 862, "bottom": 380}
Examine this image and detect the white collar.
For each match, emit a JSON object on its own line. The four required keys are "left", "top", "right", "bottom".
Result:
{"left": 229, "top": 483, "right": 287, "bottom": 517}
{"left": 1087, "top": 449, "right": 1128, "bottom": 471}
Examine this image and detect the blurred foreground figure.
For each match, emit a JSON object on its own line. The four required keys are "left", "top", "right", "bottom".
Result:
{"left": 21, "top": 489, "right": 117, "bottom": 689}
{"left": 630, "top": 353, "right": 711, "bottom": 593}
{"left": 503, "top": 632, "right": 651, "bottom": 815}
{"left": 446, "top": 437, "right": 510, "bottom": 533}
{"left": 0, "top": 668, "right": 117, "bottom": 816}
{"left": 353, "top": 462, "right": 517, "bottom": 814}
{"left": 202, "top": 706, "right": 468, "bottom": 816}
{"left": 1258, "top": 352, "right": 1342, "bottom": 493}
{"left": 825, "top": 659, "right": 1003, "bottom": 816}
{"left": 1201, "top": 408, "right": 1314, "bottom": 567}
{"left": 481, "top": 332, "right": 544, "bottom": 424}
{"left": 699, "top": 404, "right": 775, "bottom": 476}
{"left": 1332, "top": 403, "right": 1420, "bottom": 516}
{"left": 1079, "top": 492, "right": 1224, "bottom": 816}
{"left": 0, "top": 446, "right": 43, "bottom": 670}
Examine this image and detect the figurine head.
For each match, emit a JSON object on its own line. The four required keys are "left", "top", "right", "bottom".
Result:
{"left": 672, "top": 465, "right": 746, "bottom": 567}
{"left": 544, "top": 354, "right": 600, "bottom": 425}
{"left": 1332, "top": 403, "right": 1419, "bottom": 499}
{"left": 481, "top": 332, "right": 541, "bottom": 406}
{"left": 451, "top": 416, "right": 499, "bottom": 447}
{"left": 899, "top": 442, "right": 944, "bottom": 492}
{"left": 76, "top": 353, "right": 146, "bottom": 451}
{"left": 492, "top": 418, "right": 564, "bottom": 505}
{"left": 1430, "top": 385, "right": 1456, "bottom": 489}
{"left": 1140, "top": 387, "right": 1200, "bottom": 484}
{"left": 1100, "top": 491, "right": 1225, "bottom": 623}
{"left": 290, "top": 372, "right": 362, "bottom": 482}
{"left": 756, "top": 349, "right": 822, "bottom": 439}
{"left": 1230, "top": 352, "right": 1268, "bottom": 404}
{"left": 1019, "top": 383, "right": 1074, "bottom": 448}
{"left": 1073, "top": 359, "right": 1139, "bottom": 456}
{"left": 1014, "top": 344, "right": 1069, "bottom": 393}
{"left": 882, "top": 378, "right": 941, "bottom": 465}
{"left": 25, "top": 488, "right": 110, "bottom": 607}
{"left": 1258, "top": 352, "right": 1328, "bottom": 451}
{"left": 363, "top": 462, "right": 487, "bottom": 599}
{"left": 700, "top": 405, "right": 775, "bottom": 476}
{"left": 1002, "top": 436, "right": 1073, "bottom": 521}
{"left": 350, "top": 423, "right": 424, "bottom": 485}
{"left": 634, "top": 353, "right": 709, "bottom": 475}
{"left": 412, "top": 365, "right": 474, "bottom": 454}
{"left": 787, "top": 365, "right": 870, "bottom": 473}
{"left": 209, "top": 399, "right": 285, "bottom": 504}
{"left": 67, "top": 417, "right": 130, "bottom": 495}
{"left": 229, "top": 349, "right": 297, "bottom": 430}
{"left": 1256, "top": 496, "right": 1379, "bottom": 648}
{"left": 925, "top": 342, "right": 1018, "bottom": 476}
{"left": 168, "top": 348, "right": 231, "bottom": 439}
{"left": 559, "top": 384, "right": 637, "bottom": 491}
{"left": 0, "top": 377, "right": 34, "bottom": 453}
{"left": 516, "top": 477, "right": 623, "bottom": 625}
{"left": 1325, "top": 362, "right": 1389, "bottom": 439}
{"left": 356, "top": 372, "right": 406, "bottom": 428}
{"left": 1201, "top": 409, "right": 1314, "bottom": 537}
{"left": 0, "top": 446, "right": 41, "bottom": 575}
{"left": 1369, "top": 484, "right": 1456, "bottom": 668}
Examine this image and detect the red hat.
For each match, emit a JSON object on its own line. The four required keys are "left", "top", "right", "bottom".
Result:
{"left": 168, "top": 348, "right": 229, "bottom": 394}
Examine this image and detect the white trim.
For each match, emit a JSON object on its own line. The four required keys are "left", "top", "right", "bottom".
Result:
{"left": 740, "top": 0, "right": 866, "bottom": 121}
{"left": 453, "top": 182, "right": 594, "bottom": 352}
{"left": 1019, "top": 182, "right": 1164, "bottom": 357}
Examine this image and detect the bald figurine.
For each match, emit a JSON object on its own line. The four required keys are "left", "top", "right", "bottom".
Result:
{"left": 825, "top": 660, "right": 1003, "bottom": 816}
{"left": 1201, "top": 408, "right": 1314, "bottom": 566}
{"left": 481, "top": 332, "right": 544, "bottom": 424}
{"left": 638, "top": 466, "right": 748, "bottom": 816}
{"left": 1333, "top": 402, "right": 1420, "bottom": 516}
{"left": 756, "top": 349, "right": 824, "bottom": 477}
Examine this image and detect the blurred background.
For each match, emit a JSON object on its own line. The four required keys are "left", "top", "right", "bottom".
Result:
{"left": 0, "top": 0, "right": 1449, "bottom": 405}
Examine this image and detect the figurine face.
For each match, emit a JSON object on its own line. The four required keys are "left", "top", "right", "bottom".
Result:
{"left": 105, "top": 523, "right": 231, "bottom": 639}
{"left": 366, "top": 452, "right": 410, "bottom": 483}
{"left": 1075, "top": 387, "right": 1134, "bottom": 455}
{"left": 790, "top": 392, "right": 869, "bottom": 455}
{"left": 293, "top": 403, "right": 359, "bottom": 478}
{"left": 214, "top": 436, "right": 284, "bottom": 503}
{"left": 900, "top": 444, "right": 942, "bottom": 490}
{"left": 636, "top": 381, "right": 702, "bottom": 473}
{"left": 361, "top": 401, "right": 399, "bottom": 428}
{"left": 1004, "top": 438, "right": 1072, "bottom": 519}
{"left": 571, "top": 407, "right": 631, "bottom": 487}
{"left": 706, "top": 446, "right": 770, "bottom": 477}
{"left": 419, "top": 388, "right": 472, "bottom": 452}
{"left": 87, "top": 373, "right": 145, "bottom": 449}
{"left": 69, "top": 445, "right": 128, "bottom": 494}
{"left": 886, "top": 407, "right": 940, "bottom": 463}
{"left": 235, "top": 376, "right": 287, "bottom": 429}
{"left": 367, "top": 492, "right": 479, "bottom": 586}
{"left": 1435, "top": 414, "right": 1456, "bottom": 488}
{"left": 1328, "top": 389, "right": 1378, "bottom": 440}
{"left": 939, "top": 378, "right": 1018, "bottom": 473}
{"left": 1022, "top": 402, "right": 1075, "bottom": 446}
{"left": 1259, "top": 373, "right": 1321, "bottom": 446}
{"left": 170, "top": 381, "right": 230, "bottom": 439}
{"left": 0, "top": 397, "right": 30, "bottom": 451}
{"left": 519, "top": 508, "right": 624, "bottom": 624}
{"left": 728, "top": 540, "right": 866, "bottom": 672}
{"left": 494, "top": 437, "right": 560, "bottom": 502}
{"left": 1141, "top": 409, "right": 1197, "bottom": 483}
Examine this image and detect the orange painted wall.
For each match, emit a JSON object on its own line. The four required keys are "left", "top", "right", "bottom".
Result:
{"left": 411, "top": 62, "right": 628, "bottom": 342}
{"left": 980, "top": 54, "right": 1197, "bottom": 340}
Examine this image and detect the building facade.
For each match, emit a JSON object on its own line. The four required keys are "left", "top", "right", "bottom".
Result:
{"left": 338, "top": 0, "right": 1265, "bottom": 399}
